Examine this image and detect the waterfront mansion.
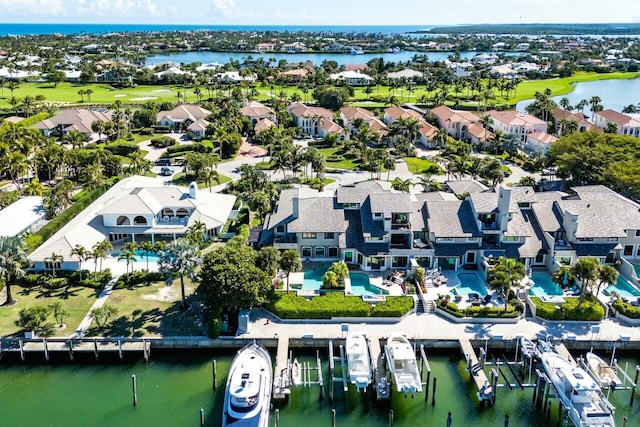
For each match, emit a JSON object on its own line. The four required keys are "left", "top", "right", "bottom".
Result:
{"left": 261, "top": 181, "right": 640, "bottom": 273}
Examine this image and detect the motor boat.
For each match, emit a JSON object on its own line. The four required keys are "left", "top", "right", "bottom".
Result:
{"left": 222, "top": 343, "right": 272, "bottom": 427}
{"left": 291, "top": 358, "right": 302, "bottom": 386}
{"left": 346, "top": 331, "right": 372, "bottom": 391}
{"left": 519, "top": 336, "right": 538, "bottom": 360}
{"left": 385, "top": 334, "right": 422, "bottom": 394}
{"left": 350, "top": 46, "right": 364, "bottom": 55}
{"left": 586, "top": 351, "right": 621, "bottom": 389}
{"left": 540, "top": 351, "right": 615, "bottom": 427}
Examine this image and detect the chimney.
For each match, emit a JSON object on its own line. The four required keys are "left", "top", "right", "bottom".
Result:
{"left": 497, "top": 184, "right": 511, "bottom": 231}
{"left": 188, "top": 182, "right": 197, "bottom": 199}
{"left": 292, "top": 194, "right": 299, "bottom": 219}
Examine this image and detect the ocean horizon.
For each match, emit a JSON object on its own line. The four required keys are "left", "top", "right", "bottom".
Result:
{"left": 0, "top": 23, "right": 439, "bottom": 37}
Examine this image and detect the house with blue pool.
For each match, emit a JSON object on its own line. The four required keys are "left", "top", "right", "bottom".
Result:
{"left": 29, "top": 176, "right": 236, "bottom": 271}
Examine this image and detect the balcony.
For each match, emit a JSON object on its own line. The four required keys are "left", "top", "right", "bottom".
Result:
{"left": 391, "top": 221, "right": 411, "bottom": 231}
{"left": 274, "top": 234, "right": 297, "bottom": 244}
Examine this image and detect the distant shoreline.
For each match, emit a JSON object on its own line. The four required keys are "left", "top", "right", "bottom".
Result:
{"left": 413, "top": 23, "right": 640, "bottom": 35}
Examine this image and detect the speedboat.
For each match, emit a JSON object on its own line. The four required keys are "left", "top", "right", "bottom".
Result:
{"left": 519, "top": 336, "right": 538, "bottom": 360}
{"left": 346, "top": 331, "right": 372, "bottom": 391}
{"left": 222, "top": 343, "right": 272, "bottom": 427}
{"left": 540, "top": 351, "right": 615, "bottom": 427}
{"left": 350, "top": 46, "right": 364, "bottom": 55}
{"left": 586, "top": 351, "right": 621, "bottom": 389}
{"left": 385, "top": 334, "right": 422, "bottom": 394}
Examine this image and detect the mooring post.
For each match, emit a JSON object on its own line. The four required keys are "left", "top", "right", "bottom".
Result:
{"left": 388, "top": 409, "right": 394, "bottom": 427}
{"left": 43, "top": 338, "right": 49, "bottom": 362}
{"left": 425, "top": 369, "right": 431, "bottom": 402}
{"left": 466, "top": 353, "right": 472, "bottom": 374}
{"left": 68, "top": 339, "right": 74, "bottom": 361}
{"left": 275, "top": 408, "right": 279, "bottom": 427}
{"left": 199, "top": 408, "right": 204, "bottom": 427}
{"left": 19, "top": 339, "right": 24, "bottom": 361}
{"left": 504, "top": 414, "right": 509, "bottom": 427}
{"left": 533, "top": 375, "right": 541, "bottom": 405}
{"left": 331, "top": 408, "right": 336, "bottom": 427}
{"left": 446, "top": 411, "right": 452, "bottom": 427}
{"left": 94, "top": 339, "right": 99, "bottom": 360}
{"left": 118, "top": 339, "right": 123, "bottom": 360}
{"left": 431, "top": 377, "right": 437, "bottom": 406}
{"left": 132, "top": 374, "right": 138, "bottom": 407}
{"left": 622, "top": 416, "right": 627, "bottom": 427}
{"left": 557, "top": 401, "right": 563, "bottom": 427}
{"left": 631, "top": 365, "right": 639, "bottom": 406}
{"left": 212, "top": 359, "right": 217, "bottom": 390}
{"left": 491, "top": 371, "right": 498, "bottom": 406}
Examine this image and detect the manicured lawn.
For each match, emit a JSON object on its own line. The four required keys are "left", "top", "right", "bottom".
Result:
{"left": 0, "top": 285, "right": 98, "bottom": 337}
{"left": 172, "top": 172, "right": 231, "bottom": 188}
{"left": 318, "top": 147, "right": 360, "bottom": 170}
{"left": 402, "top": 157, "right": 443, "bottom": 175}
{"left": 84, "top": 279, "right": 206, "bottom": 337}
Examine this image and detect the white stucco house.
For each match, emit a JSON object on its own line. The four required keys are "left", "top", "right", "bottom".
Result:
{"left": 29, "top": 176, "right": 236, "bottom": 271}
{"left": 156, "top": 104, "right": 212, "bottom": 130}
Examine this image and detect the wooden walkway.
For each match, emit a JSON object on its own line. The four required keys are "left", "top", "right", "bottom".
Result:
{"left": 553, "top": 343, "right": 576, "bottom": 365}
{"left": 273, "top": 336, "right": 290, "bottom": 399}
{"left": 0, "top": 338, "right": 150, "bottom": 362}
{"left": 459, "top": 338, "right": 491, "bottom": 395}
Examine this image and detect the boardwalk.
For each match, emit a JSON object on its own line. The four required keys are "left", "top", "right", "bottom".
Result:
{"left": 459, "top": 338, "right": 491, "bottom": 394}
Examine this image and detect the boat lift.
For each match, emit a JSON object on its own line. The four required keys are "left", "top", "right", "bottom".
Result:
{"left": 328, "top": 339, "right": 349, "bottom": 403}
{"left": 576, "top": 347, "right": 640, "bottom": 405}
{"left": 273, "top": 337, "right": 323, "bottom": 400}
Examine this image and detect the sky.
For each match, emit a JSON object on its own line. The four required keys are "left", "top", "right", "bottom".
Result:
{"left": 0, "top": 0, "right": 638, "bottom": 26}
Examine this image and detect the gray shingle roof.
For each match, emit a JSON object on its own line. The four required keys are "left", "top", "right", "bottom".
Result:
{"left": 470, "top": 192, "right": 499, "bottom": 213}
{"left": 426, "top": 200, "right": 481, "bottom": 238}
{"left": 369, "top": 193, "right": 415, "bottom": 215}
{"left": 446, "top": 180, "right": 488, "bottom": 196}
{"left": 336, "top": 181, "right": 385, "bottom": 204}
{"left": 504, "top": 211, "right": 534, "bottom": 237}
{"left": 557, "top": 200, "right": 637, "bottom": 238}
{"left": 288, "top": 197, "right": 348, "bottom": 233}
{"left": 532, "top": 201, "right": 563, "bottom": 232}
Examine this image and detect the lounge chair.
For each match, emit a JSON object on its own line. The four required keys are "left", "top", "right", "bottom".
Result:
{"left": 482, "top": 294, "right": 492, "bottom": 305}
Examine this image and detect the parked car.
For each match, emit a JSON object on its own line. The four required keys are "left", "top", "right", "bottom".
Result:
{"left": 155, "top": 158, "right": 171, "bottom": 166}
{"left": 159, "top": 166, "right": 173, "bottom": 176}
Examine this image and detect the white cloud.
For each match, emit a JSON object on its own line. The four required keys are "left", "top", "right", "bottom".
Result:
{"left": 0, "top": 0, "right": 161, "bottom": 21}
{"left": 211, "top": 0, "right": 253, "bottom": 19}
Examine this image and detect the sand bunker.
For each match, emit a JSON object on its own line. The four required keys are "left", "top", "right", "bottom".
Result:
{"left": 114, "top": 94, "right": 127, "bottom": 97}
{"left": 130, "top": 96, "right": 158, "bottom": 101}
{"left": 151, "top": 89, "right": 171, "bottom": 93}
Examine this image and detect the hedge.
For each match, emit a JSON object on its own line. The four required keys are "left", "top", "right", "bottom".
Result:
{"left": 31, "top": 182, "right": 116, "bottom": 250}
{"left": 612, "top": 299, "right": 640, "bottom": 318}
{"left": 105, "top": 142, "right": 140, "bottom": 157}
{"left": 531, "top": 296, "right": 605, "bottom": 321}
{"left": 371, "top": 296, "right": 414, "bottom": 317}
{"left": 437, "top": 299, "right": 523, "bottom": 318}
{"left": 20, "top": 270, "right": 112, "bottom": 290}
{"left": 265, "top": 293, "right": 413, "bottom": 319}
{"left": 166, "top": 142, "right": 213, "bottom": 155}
{"left": 114, "top": 271, "right": 167, "bottom": 289}
{"left": 150, "top": 136, "right": 177, "bottom": 147}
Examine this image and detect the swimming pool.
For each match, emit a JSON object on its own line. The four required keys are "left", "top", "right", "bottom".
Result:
{"left": 111, "top": 249, "right": 162, "bottom": 263}
{"left": 350, "top": 272, "right": 388, "bottom": 297}
{"left": 302, "top": 264, "right": 386, "bottom": 296}
{"left": 454, "top": 273, "right": 489, "bottom": 297}
{"left": 603, "top": 276, "right": 640, "bottom": 299}
{"left": 528, "top": 272, "right": 564, "bottom": 297}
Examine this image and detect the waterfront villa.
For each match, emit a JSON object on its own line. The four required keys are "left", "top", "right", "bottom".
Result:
{"left": 339, "top": 106, "right": 389, "bottom": 139}
{"left": 240, "top": 100, "right": 277, "bottom": 127}
{"left": 430, "top": 105, "right": 483, "bottom": 141}
{"left": 524, "top": 131, "right": 558, "bottom": 155}
{"left": 155, "top": 104, "right": 212, "bottom": 131}
{"left": 29, "top": 176, "right": 236, "bottom": 271}
{"left": 592, "top": 109, "right": 640, "bottom": 137}
{"left": 328, "top": 70, "right": 374, "bottom": 86}
{"left": 551, "top": 108, "right": 598, "bottom": 133}
{"left": 32, "top": 108, "right": 113, "bottom": 140}
{"left": 485, "top": 110, "right": 547, "bottom": 143}
{"left": 382, "top": 106, "right": 438, "bottom": 147}
{"left": 386, "top": 68, "right": 424, "bottom": 82}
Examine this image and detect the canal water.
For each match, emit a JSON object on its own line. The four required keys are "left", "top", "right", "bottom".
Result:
{"left": 0, "top": 349, "right": 638, "bottom": 427}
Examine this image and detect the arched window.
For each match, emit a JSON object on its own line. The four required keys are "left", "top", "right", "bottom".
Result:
{"left": 117, "top": 216, "right": 130, "bottom": 225}
{"left": 161, "top": 208, "right": 174, "bottom": 218}
{"left": 176, "top": 208, "right": 189, "bottom": 218}
{"left": 133, "top": 216, "right": 148, "bottom": 225}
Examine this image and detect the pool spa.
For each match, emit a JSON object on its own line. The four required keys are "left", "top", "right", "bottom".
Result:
{"left": 528, "top": 271, "right": 564, "bottom": 297}
{"left": 452, "top": 273, "right": 490, "bottom": 298}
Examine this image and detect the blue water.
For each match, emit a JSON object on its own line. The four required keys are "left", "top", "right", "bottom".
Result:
{"left": 604, "top": 276, "right": 640, "bottom": 299}
{"left": 111, "top": 249, "right": 161, "bottom": 263}
{"left": 517, "top": 78, "right": 640, "bottom": 113}
{"left": 528, "top": 272, "right": 564, "bottom": 297}
{"left": 454, "top": 273, "right": 489, "bottom": 297}
{"left": 0, "top": 24, "right": 435, "bottom": 37}
{"left": 350, "top": 272, "right": 388, "bottom": 296}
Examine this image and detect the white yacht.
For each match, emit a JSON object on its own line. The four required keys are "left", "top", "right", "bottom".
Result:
{"left": 519, "top": 336, "right": 538, "bottom": 360}
{"left": 223, "top": 343, "right": 272, "bottom": 427}
{"left": 541, "top": 351, "right": 615, "bottom": 427}
{"left": 586, "top": 352, "right": 621, "bottom": 389}
{"left": 346, "top": 331, "right": 372, "bottom": 391}
{"left": 350, "top": 46, "right": 364, "bottom": 55}
{"left": 291, "top": 358, "right": 302, "bottom": 386}
{"left": 385, "top": 334, "right": 422, "bottom": 394}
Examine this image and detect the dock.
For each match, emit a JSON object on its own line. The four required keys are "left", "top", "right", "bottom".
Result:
{"left": 368, "top": 336, "right": 390, "bottom": 400}
{"left": 459, "top": 338, "right": 493, "bottom": 401}
{"left": 273, "top": 336, "right": 291, "bottom": 399}
{"left": 1, "top": 338, "right": 150, "bottom": 362}
{"left": 553, "top": 343, "right": 576, "bottom": 365}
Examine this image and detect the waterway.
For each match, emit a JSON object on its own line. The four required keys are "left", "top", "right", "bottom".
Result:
{"left": 516, "top": 78, "right": 640, "bottom": 113}
{"left": 0, "top": 348, "right": 638, "bottom": 427}
{"left": 146, "top": 50, "right": 520, "bottom": 67}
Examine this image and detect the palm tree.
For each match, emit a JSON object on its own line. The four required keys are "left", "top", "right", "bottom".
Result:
{"left": 140, "top": 241, "right": 156, "bottom": 272}
{"left": 24, "top": 177, "right": 45, "bottom": 196}
{"left": 201, "top": 167, "right": 219, "bottom": 192}
{"left": 383, "top": 156, "right": 396, "bottom": 181}
{"left": 70, "top": 245, "right": 89, "bottom": 280}
{"left": 391, "top": 177, "right": 412, "bottom": 193}
{"left": 186, "top": 221, "right": 207, "bottom": 246}
{"left": 92, "top": 240, "right": 112, "bottom": 273}
{"left": 118, "top": 248, "right": 137, "bottom": 282}
{"left": 572, "top": 257, "right": 599, "bottom": 307}
{"left": 47, "top": 252, "right": 64, "bottom": 277}
{"left": 435, "top": 128, "right": 448, "bottom": 148}
{"left": 595, "top": 265, "right": 618, "bottom": 297}
{"left": 279, "top": 249, "right": 302, "bottom": 293}
{"left": 589, "top": 96, "right": 602, "bottom": 115}
{"left": 158, "top": 238, "right": 201, "bottom": 310}
{"left": 0, "top": 236, "right": 29, "bottom": 305}
{"left": 489, "top": 257, "right": 525, "bottom": 310}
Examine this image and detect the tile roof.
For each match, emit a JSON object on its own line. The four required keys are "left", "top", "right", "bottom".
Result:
{"left": 467, "top": 123, "right": 493, "bottom": 141}
{"left": 33, "top": 108, "right": 113, "bottom": 134}
{"left": 241, "top": 101, "right": 275, "bottom": 118}
{"left": 336, "top": 181, "right": 386, "bottom": 204}
{"left": 254, "top": 118, "right": 276, "bottom": 133}
{"left": 486, "top": 110, "right": 546, "bottom": 127}
{"left": 594, "top": 109, "right": 640, "bottom": 127}
{"left": 156, "top": 104, "right": 211, "bottom": 123}
{"left": 289, "top": 102, "right": 333, "bottom": 119}
{"left": 528, "top": 131, "right": 558, "bottom": 145}
{"left": 431, "top": 105, "right": 479, "bottom": 124}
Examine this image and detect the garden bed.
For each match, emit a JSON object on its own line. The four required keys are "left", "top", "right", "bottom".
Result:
{"left": 436, "top": 299, "right": 523, "bottom": 319}
{"left": 530, "top": 296, "right": 605, "bottom": 321}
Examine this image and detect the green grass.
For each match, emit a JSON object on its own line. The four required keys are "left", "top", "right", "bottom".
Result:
{"left": 172, "top": 172, "right": 231, "bottom": 188}
{"left": 84, "top": 279, "right": 207, "bottom": 337}
{"left": 0, "top": 285, "right": 98, "bottom": 337}
{"left": 402, "top": 157, "right": 443, "bottom": 175}
{"left": 317, "top": 147, "right": 359, "bottom": 170}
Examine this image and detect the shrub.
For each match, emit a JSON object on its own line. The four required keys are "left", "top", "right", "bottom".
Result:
{"left": 105, "top": 142, "right": 139, "bottom": 157}
{"left": 531, "top": 296, "right": 605, "bottom": 321}
{"left": 114, "top": 271, "right": 167, "bottom": 289}
{"left": 152, "top": 125, "right": 171, "bottom": 133}
{"left": 150, "top": 136, "right": 176, "bottom": 147}
{"left": 139, "top": 128, "right": 154, "bottom": 135}
{"left": 266, "top": 292, "right": 370, "bottom": 319}
{"left": 42, "top": 277, "right": 68, "bottom": 290}
{"left": 166, "top": 142, "right": 213, "bottom": 155}
{"left": 437, "top": 298, "right": 522, "bottom": 318}
{"left": 207, "top": 312, "right": 222, "bottom": 338}
{"left": 613, "top": 299, "right": 640, "bottom": 318}
{"left": 371, "top": 297, "right": 414, "bottom": 317}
